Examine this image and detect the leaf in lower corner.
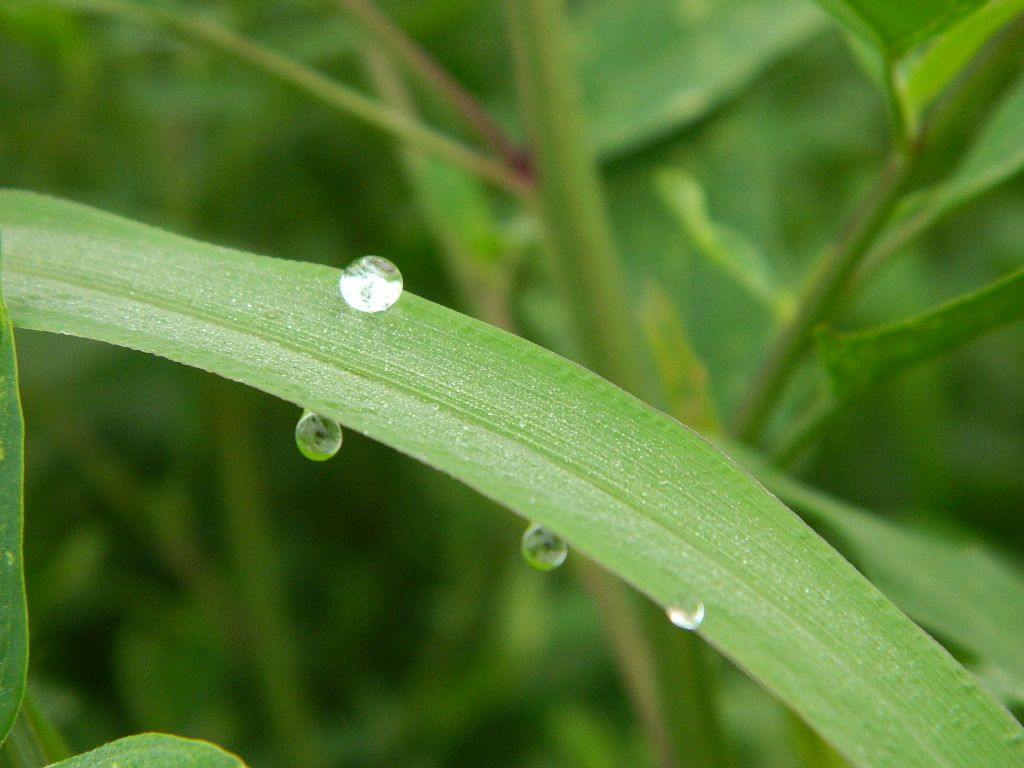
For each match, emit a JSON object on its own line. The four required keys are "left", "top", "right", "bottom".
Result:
{"left": 46, "top": 733, "right": 247, "bottom": 767}
{"left": 0, "top": 247, "right": 29, "bottom": 745}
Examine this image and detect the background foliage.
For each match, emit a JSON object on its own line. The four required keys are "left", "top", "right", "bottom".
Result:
{"left": 1, "top": 0, "right": 1024, "bottom": 766}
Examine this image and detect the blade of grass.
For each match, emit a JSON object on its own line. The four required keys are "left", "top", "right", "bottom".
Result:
{"left": 46, "top": 734, "right": 246, "bottom": 768}
{"left": 2, "top": 191, "right": 1023, "bottom": 766}
{"left": 0, "top": 240, "right": 29, "bottom": 746}
{"left": 20, "top": 0, "right": 531, "bottom": 198}
{"left": 732, "top": 445, "right": 1024, "bottom": 706}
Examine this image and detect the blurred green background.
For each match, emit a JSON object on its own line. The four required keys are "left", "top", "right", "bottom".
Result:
{"left": 2, "top": 1, "right": 1023, "bottom": 766}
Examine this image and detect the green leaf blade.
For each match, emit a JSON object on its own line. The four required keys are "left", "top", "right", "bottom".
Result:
{"left": 818, "top": 265, "right": 1024, "bottom": 398}
{"left": 903, "top": 1, "right": 1024, "bottom": 118}
{"left": 0, "top": 235, "right": 29, "bottom": 745}
{"left": 2, "top": 191, "right": 1023, "bottom": 768}
{"left": 734, "top": 446, "right": 1024, "bottom": 707}
{"left": 812, "top": 0, "right": 986, "bottom": 56}
{"left": 47, "top": 734, "right": 246, "bottom": 767}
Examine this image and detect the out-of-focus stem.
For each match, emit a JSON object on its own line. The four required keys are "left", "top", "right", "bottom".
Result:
{"left": 31, "top": 0, "right": 531, "bottom": 197}
{"left": 336, "top": 0, "right": 530, "bottom": 174}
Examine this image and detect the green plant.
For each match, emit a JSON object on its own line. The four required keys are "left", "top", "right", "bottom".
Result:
{"left": 1, "top": 1, "right": 1023, "bottom": 766}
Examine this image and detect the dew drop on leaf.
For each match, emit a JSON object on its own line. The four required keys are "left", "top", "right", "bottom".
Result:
{"left": 666, "top": 599, "right": 705, "bottom": 630}
{"left": 339, "top": 255, "right": 403, "bottom": 313}
{"left": 521, "top": 523, "right": 568, "bottom": 571}
{"left": 295, "top": 410, "right": 343, "bottom": 461}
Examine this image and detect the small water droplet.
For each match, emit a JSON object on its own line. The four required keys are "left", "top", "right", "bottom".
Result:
{"left": 339, "top": 255, "right": 403, "bottom": 313}
{"left": 521, "top": 523, "right": 568, "bottom": 571}
{"left": 666, "top": 600, "right": 705, "bottom": 630}
{"left": 1, "top": 550, "right": 13, "bottom": 566}
{"left": 295, "top": 410, "right": 343, "bottom": 461}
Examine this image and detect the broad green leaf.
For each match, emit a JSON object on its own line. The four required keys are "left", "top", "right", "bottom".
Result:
{"left": 0, "top": 240, "right": 29, "bottom": 744}
{"left": 576, "top": 0, "right": 824, "bottom": 158}
{"left": 902, "top": 0, "right": 1024, "bottom": 119}
{"left": 811, "top": 0, "right": 986, "bottom": 56}
{"left": 733, "top": 446, "right": 1024, "bottom": 706}
{"left": 47, "top": 734, "right": 246, "bottom": 767}
{"left": 2, "top": 191, "right": 1023, "bottom": 768}
{"left": 656, "top": 169, "right": 790, "bottom": 317}
{"left": 817, "top": 265, "right": 1024, "bottom": 397}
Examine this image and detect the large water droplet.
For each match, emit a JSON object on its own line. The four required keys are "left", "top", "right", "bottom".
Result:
{"left": 339, "top": 255, "right": 403, "bottom": 313}
{"left": 295, "top": 410, "right": 343, "bottom": 461}
{"left": 521, "top": 523, "right": 568, "bottom": 571}
{"left": 666, "top": 600, "right": 705, "bottom": 630}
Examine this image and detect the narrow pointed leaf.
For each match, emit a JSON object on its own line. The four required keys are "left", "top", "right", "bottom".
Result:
{"left": 811, "top": 0, "right": 986, "bottom": 56}
{"left": 0, "top": 238, "right": 29, "bottom": 745}
{"left": 817, "top": 265, "right": 1024, "bottom": 398}
{"left": 734, "top": 446, "right": 1024, "bottom": 706}
{"left": 2, "top": 191, "right": 1023, "bottom": 768}
{"left": 47, "top": 734, "right": 246, "bottom": 767}
{"left": 902, "top": 1, "right": 1024, "bottom": 118}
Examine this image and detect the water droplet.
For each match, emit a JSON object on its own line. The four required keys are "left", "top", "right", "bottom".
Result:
{"left": 295, "top": 410, "right": 343, "bottom": 461}
{"left": 666, "top": 600, "right": 705, "bottom": 630}
{"left": 521, "top": 523, "right": 568, "bottom": 571}
{"left": 339, "top": 256, "right": 403, "bottom": 313}
{"left": 1, "top": 550, "right": 13, "bottom": 566}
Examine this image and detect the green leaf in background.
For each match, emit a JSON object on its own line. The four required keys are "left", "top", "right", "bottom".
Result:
{"left": 929, "top": 70, "right": 1024, "bottom": 214}
{"left": 48, "top": 734, "right": 246, "bottom": 767}
{"left": 817, "top": 264, "right": 1024, "bottom": 398}
{"left": 656, "top": 169, "right": 791, "bottom": 317}
{"left": 732, "top": 446, "right": 1024, "bottom": 706}
{"left": 901, "top": 0, "right": 1024, "bottom": 120}
{"left": 2, "top": 190, "right": 1023, "bottom": 768}
{"left": 0, "top": 240, "right": 29, "bottom": 744}
{"left": 576, "top": 0, "right": 824, "bottom": 158}
{"left": 811, "top": 0, "right": 986, "bottom": 56}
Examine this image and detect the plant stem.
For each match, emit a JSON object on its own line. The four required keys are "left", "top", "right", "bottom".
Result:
{"left": 506, "top": 4, "right": 733, "bottom": 767}
{"left": 574, "top": 563, "right": 680, "bottom": 768}
{"left": 336, "top": 0, "right": 529, "bottom": 174}
{"left": 729, "top": 151, "right": 912, "bottom": 442}
{"left": 505, "top": 0, "right": 648, "bottom": 397}
{"left": 208, "top": 383, "right": 323, "bottom": 768}
{"left": 32, "top": 0, "right": 531, "bottom": 197}
{"left": 360, "top": 45, "right": 515, "bottom": 329}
